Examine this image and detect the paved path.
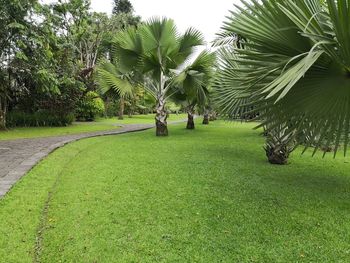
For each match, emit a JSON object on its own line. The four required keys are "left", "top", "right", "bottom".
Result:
{"left": 0, "top": 122, "right": 182, "bottom": 198}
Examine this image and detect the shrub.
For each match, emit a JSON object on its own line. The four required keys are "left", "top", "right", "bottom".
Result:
{"left": 6, "top": 110, "right": 75, "bottom": 127}
{"left": 104, "top": 100, "right": 119, "bottom": 118}
{"left": 166, "top": 101, "right": 181, "bottom": 114}
{"left": 75, "top": 91, "right": 105, "bottom": 121}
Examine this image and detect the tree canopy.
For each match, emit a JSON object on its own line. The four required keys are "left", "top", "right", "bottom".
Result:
{"left": 0, "top": 0, "right": 141, "bottom": 129}
{"left": 113, "top": 0, "right": 134, "bottom": 14}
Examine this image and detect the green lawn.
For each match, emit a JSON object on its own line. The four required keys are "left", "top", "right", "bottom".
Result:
{"left": 0, "top": 122, "right": 119, "bottom": 141}
{"left": 1, "top": 121, "right": 350, "bottom": 262}
{"left": 96, "top": 113, "right": 187, "bottom": 125}
{"left": 0, "top": 114, "right": 186, "bottom": 141}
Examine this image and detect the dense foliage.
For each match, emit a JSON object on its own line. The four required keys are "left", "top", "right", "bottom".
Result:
{"left": 0, "top": 0, "right": 140, "bottom": 129}
{"left": 75, "top": 91, "right": 105, "bottom": 121}
{"left": 113, "top": 0, "right": 134, "bottom": 14}
{"left": 6, "top": 110, "right": 75, "bottom": 127}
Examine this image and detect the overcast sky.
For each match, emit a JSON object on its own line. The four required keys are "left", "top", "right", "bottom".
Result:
{"left": 42, "top": 0, "right": 241, "bottom": 45}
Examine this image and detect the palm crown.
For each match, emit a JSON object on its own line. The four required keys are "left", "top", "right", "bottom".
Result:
{"left": 114, "top": 18, "right": 204, "bottom": 78}
{"left": 175, "top": 50, "right": 216, "bottom": 106}
{"left": 214, "top": 0, "right": 350, "bottom": 156}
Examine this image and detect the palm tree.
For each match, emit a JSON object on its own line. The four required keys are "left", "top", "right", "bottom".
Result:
{"left": 171, "top": 92, "right": 196, "bottom": 129}
{"left": 97, "top": 59, "right": 136, "bottom": 120}
{"left": 113, "top": 18, "right": 204, "bottom": 136}
{"left": 214, "top": 0, "right": 350, "bottom": 159}
{"left": 202, "top": 108, "right": 210, "bottom": 125}
{"left": 174, "top": 50, "right": 216, "bottom": 129}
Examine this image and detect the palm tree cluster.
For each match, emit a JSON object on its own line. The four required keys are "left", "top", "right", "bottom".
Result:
{"left": 97, "top": 18, "right": 216, "bottom": 136}
{"left": 214, "top": 0, "right": 350, "bottom": 163}
{"left": 172, "top": 50, "right": 216, "bottom": 130}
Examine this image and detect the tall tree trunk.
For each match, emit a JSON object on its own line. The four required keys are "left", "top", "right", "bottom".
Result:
{"left": 118, "top": 98, "right": 124, "bottom": 120}
{"left": 202, "top": 110, "right": 209, "bottom": 125}
{"left": 186, "top": 111, "right": 195, "bottom": 129}
{"left": 0, "top": 110, "right": 5, "bottom": 130}
{"left": 155, "top": 94, "right": 168, "bottom": 136}
{"left": 0, "top": 98, "right": 7, "bottom": 130}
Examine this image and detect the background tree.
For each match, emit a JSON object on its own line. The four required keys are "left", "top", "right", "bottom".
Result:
{"left": 0, "top": 0, "right": 37, "bottom": 129}
{"left": 1, "top": 0, "right": 141, "bottom": 128}
{"left": 113, "top": 0, "right": 134, "bottom": 15}
{"left": 97, "top": 59, "right": 136, "bottom": 120}
{"left": 114, "top": 18, "right": 205, "bottom": 136}
{"left": 173, "top": 51, "right": 216, "bottom": 129}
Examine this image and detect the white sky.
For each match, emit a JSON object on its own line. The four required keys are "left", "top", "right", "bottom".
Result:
{"left": 42, "top": 0, "right": 242, "bottom": 45}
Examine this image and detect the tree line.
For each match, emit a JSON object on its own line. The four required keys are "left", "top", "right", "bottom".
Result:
{"left": 0, "top": 0, "right": 141, "bottom": 129}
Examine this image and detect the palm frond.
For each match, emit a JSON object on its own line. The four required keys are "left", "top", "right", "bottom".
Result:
{"left": 113, "top": 27, "right": 143, "bottom": 73}
{"left": 97, "top": 60, "right": 134, "bottom": 98}
{"left": 174, "top": 51, "right": 216, "bottom": 106}
{"left": 176, "top": 27, "right": 205, "bottom": 64}
{"left": 214, "top": 0, "right": 350, "bottom": 156}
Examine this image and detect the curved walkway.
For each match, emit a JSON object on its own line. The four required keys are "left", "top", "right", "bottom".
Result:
{"left": 0, "top": 121, "right": 184, "bottom": 198}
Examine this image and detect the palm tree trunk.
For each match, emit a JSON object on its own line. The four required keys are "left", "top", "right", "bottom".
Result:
{"left": 186, "top": 111, "right": 195, "bottom": 129}
{"left": 264, "top": 125, "right": 295, "bottom": 165}
{"left": 203, "top": 110, "right": 209, "bottom": 125}
{"left": 118, "top": 98, "right": 124, "bottom": 120}
{"left": 265, "top": 143, "right": 289, "bottom": 165}
{"left": 155, "top": 94, "right": 168, "bottom": 136}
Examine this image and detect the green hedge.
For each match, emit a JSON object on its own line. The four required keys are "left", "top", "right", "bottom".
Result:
{"left": 6, "top": 110, "right": 75, "bottom": 127}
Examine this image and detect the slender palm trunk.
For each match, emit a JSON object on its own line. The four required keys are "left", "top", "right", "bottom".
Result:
{"left": 155, "top": 93, "right": 168, "bottom": 136}
{"left": 118, "top": 98, "right": 124, "bottom": 120}
{"left": 186, "top": 110, "right": 195, "bottom": 129}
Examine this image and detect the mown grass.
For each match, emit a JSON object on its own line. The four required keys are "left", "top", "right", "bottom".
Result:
{"left": 0, "top": 114, "right": 187, "bottom": 141}
{"left": 0, "top": 121, "right": 119, "bottom": 141}
{"left": 96, "top": 113, "right": 187, "bottom": 124}
{"left": 1, "top": 121, "right": 350, "bottom": 262}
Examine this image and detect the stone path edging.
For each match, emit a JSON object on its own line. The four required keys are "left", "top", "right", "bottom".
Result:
{"left": 0, "top": 120, "right": 185, "bottom": 198}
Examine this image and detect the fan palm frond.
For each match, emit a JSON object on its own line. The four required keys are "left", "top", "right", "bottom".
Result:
{"left": 214, "top": 0, "right": 350, "bottom": 156}
{"left": 175, "top": 51, "right": 216, "bottom": 106}
{"left": 97, "top": 59, "right": 134, "bottom": 99}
